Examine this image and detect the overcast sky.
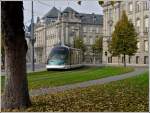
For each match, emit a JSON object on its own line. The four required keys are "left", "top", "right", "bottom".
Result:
{"left": 23, "top": 0, "right": 103, "bottom": 26}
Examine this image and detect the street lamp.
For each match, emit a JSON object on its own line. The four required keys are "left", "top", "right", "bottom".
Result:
{"left": 105, "top": 51, "right": 108, "bottom": 64}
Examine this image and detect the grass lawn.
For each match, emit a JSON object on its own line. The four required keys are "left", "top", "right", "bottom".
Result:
{"left": 1, "top": 66, "right": 133, "bottom": 91}
{"left": 3, "top": 71, "right": 148, "bottom": 112}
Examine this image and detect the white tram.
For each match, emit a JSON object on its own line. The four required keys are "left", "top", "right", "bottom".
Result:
{"left": 46, "top": 45, "right": 83, "bottom": 70}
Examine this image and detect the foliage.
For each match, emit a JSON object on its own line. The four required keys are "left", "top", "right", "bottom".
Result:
{"left": 98, "top": 1, "right": 115, "bottom": 6}
{"left": 3, "top": 72, "right": 148, "bottom": 112}
{"left": 77, "top": 1, "right": 81, "bottom": 5}
{"left": 74, "top": 37, "right": 86, "bottom": 52}
{"left": 98, "top": 1, "right": 104, "bottom": 5}
{"left": 109, "top": 10, "right": 138, "bottom": 66}
{"left": 92, "top": 36, "right": 103, "bottom": 52}
{"left": 1, "top": 66, "right": 134, "bottom": 91}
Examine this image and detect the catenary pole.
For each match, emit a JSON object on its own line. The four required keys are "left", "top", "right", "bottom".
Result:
{"left": 31, "top": 0, "right": 35, "bottom": 71}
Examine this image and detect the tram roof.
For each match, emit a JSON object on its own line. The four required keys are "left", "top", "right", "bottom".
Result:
{"left": 53, "top": 45, "right": 81, "bottom": 51}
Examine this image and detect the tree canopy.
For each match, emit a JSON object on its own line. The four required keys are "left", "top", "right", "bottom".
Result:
{"left": 109, "top": 10, "right": 138, "bottom": 66}
{"left": 74, "top": 37, "right": 86, "bottom": 52}
{"left": 92, "top": 36, "right": 103, "bottom": 52}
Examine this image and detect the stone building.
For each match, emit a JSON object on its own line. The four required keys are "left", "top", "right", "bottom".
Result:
{"left": 34, "top": 7, "right": 103, "bottom": 64}
{"left": 102, "top": 1, "right": 149, "bottom": 66}
{"left": 34, "top": 21, "right": 46, "bottom": 63}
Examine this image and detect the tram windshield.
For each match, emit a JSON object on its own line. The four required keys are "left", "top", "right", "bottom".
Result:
{"left": 49, "top": 47, "right": 68, "bottom": 61}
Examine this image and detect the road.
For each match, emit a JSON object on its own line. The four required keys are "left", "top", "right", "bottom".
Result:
{"left": 1, "top": 63, "right": 46, "bottom": 76}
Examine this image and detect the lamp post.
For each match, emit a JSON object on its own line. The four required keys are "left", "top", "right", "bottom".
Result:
{"left": 105, "top": 51, "right": 107, "bottom": 64}
{"left": 30, "top": 0, "right": 35, "bottom": 71}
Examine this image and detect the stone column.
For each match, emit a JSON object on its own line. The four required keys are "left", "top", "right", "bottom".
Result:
{"left": 61, "top": 20, "right": 64, "bottom": 45}
{"left": 66, "top": 23, "right": 69, "bottom": 44}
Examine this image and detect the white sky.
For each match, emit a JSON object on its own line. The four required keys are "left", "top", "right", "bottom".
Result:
{"left": 23, "top": 0, "right": 103, "bottom": 26}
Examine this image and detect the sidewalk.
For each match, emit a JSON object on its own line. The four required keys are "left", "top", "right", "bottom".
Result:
{"left": 1, "top": 69, "right": 46, "bottom": 76}
{"left": 30, "top": 67, "right": 148, "bottom": 96}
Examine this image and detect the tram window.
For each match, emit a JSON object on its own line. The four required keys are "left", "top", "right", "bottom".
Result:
{"left": 49, "top": 47, "right": 69, "bottom": 60}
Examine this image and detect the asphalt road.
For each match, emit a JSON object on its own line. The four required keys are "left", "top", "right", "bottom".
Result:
{"left": 1, "top": 63, "right": 46, "bottom": 76}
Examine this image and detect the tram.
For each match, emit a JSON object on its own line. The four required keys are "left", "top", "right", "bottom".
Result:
{"left": 46, "top": 45, "right": 83, "bottom": 70}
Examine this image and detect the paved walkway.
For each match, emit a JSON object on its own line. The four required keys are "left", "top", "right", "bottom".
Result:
{"left": 30, "top": 67, "right": 148, "bottom": 96}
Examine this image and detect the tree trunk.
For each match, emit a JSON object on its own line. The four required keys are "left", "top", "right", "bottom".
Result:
{"left": 1, "top": 1, "right": 31, "bottom": 109}
{"left": 118, "top": 56, "right": 120, "bottom": 65}
{"left": 2, "top": 54, "right": 5, "bottom": 68}
{"left": 2, "top": 38, "right": 31, "bottom": 109}
{"left": 123, "top": 54, "right": 126, "bottom": 67}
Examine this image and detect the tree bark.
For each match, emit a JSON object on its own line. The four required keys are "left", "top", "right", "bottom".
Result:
{"left": 2, "top": 38, "right": 31, "bottom": 109}
{"left": 1, "top": 1, "right": 31, "bottom": 109}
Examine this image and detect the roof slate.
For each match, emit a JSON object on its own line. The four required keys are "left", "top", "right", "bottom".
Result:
{"left": 42, "top": 6, "right": 103, "bottom": 25}
{"left": 43, "top": 7, "right": 60, "bottom": 19}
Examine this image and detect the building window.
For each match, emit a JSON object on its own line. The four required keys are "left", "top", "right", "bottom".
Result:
{"left": 136, "top": 56, "right": 139, "bottom": 64}
{"left": 122, "top": 56, "right": 124, "bottom": 63}
{"left": 108, "top": 57, "right": 112, "bottom": 63}
{"left": 143, "top": 1, "right": 149, "bottom": 10}
{"left": 136, "top": 1, "right": 140, "bottom": 12}
{"left": 144, "top": 17, "right": 149, "bottom": 33}
{"left": 83, "top": 38, "right": 86, "bottom": 44}
{"left": 128, "top": 56, "right": 131, "bottom": 64}
{"left": 90, "top": 38, "right": 93, "bottom": 45}
{"left": 144, "top": 56, "right": 148, "bottom": 64}
{"left": 144, "top": 41, "right": 148, "bottom": 51}
{"left": 136, "top": 19, "right": 141, "bottom": 32}
{"left": 109, "top": 9, "right": 113, "bottom": 19}
{"left": 137, "top": 42, "right": 140, "bottom": 49}
{"left": 83, "top": 27, "right": 87, "bottom": 32}
{"left": 129, "top": 2, "right": 133, "bottom": 13}
{"left": 90, "top": 27, "right": 93, "bottom": 32}
{"left": 96, "top": 27, "right": 99, "bottom": 33}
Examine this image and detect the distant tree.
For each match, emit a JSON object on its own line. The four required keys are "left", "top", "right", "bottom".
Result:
{"left": 74, "top": 37, "right": 86, "bottom": 61}
{"left": 77, "top": 0, "right": 81, "bottom": 5}
{"left": 92, "top": 36, "right": 103, "bottom": 52}
{"left": 1, "top": 1, "right": 31, "bottom": 109}
{"left": 98, "top": 1, "right": 115, "bottom": 6}
{"left": 92, "top": 36, "right": 103, "bottom": 63}
{"left": 109, "top": 10, "right": 138, "bottom": 67}
{"left": 78, "top": 0, "right": 114, "bottom": 6}
{"left": 98, "top": 1, "right": 104, "bottom": 5}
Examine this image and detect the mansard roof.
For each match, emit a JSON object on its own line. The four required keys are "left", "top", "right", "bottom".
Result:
{"left": 80, "top": 13, "right": 103, "bottom": 25}
{"left": 42, "top": 6, "right": 103, "bottom": 25}
{"left": 43, "top": 7, "right": 60, "bottom": 19}
{"left": 63, "top": 7, "right": 78, "bottom": 13}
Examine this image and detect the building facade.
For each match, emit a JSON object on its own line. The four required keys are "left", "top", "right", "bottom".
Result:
{"left": 102, "top": 0, "right": 149, "bottom": 66}
{"left": 34, "top": 7, "right": 103, "bottom": 64}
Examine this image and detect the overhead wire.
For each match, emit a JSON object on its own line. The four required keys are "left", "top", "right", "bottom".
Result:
{"left": 36, "top": 0, "right": 52, "bottom": 8}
